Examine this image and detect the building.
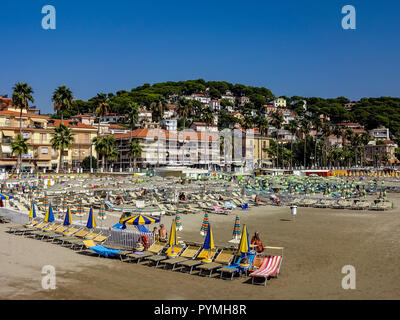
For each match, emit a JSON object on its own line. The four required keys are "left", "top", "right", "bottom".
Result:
{"left": 272, "top": 98, "right": 287, "bottom": 108}
{"left": 138, "top": 109, "right": 153, "bottom": 124}
{"left": 209, "top": 100, "right": 221, "bottom": 111}
{"left": 369, "top": 126, "right": 390, "bottom": 141}
{"left": 237, "top": 96, "right": 250, "bottom": 107}
{"left": 160, "top": 119, "right": 178, "bottom": 131}
{"left": 253, "top": 129, "right": 272, "bottom": 169}
{"left": 0, "top": 97, "right": 97, "bottom": 172}
{"left": 100, "top": 113, "right": 125, "bottom": 123}
{"left": 365, "top": 140, "right": 398, "bottom": 165}
{"left": 47, "top": 119, "right": 97, "bottom": 170}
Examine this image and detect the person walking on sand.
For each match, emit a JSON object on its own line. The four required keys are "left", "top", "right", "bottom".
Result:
{"left": 251, "top": 232, "right": 265, "bottom": 254}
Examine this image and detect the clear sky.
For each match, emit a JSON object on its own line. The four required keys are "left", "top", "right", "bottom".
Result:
{"left": 1, "top": 0, "right": 399, "bottom": 113}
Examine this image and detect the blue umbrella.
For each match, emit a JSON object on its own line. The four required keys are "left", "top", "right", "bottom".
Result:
{"left": 0, "top": 193, "right": 13, "bottom": 200}
{"left": 86, "top": 207, "right": 96, "bottom": 229}
{"left": 63, "top": 207, "right": 72, "bottom": 226}
{"left": 44, "top": 203, "right": 55, "bottom": 223}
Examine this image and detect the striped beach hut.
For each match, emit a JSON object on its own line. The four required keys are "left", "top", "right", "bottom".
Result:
{"left": 200, "top": 212, "right": 209, "bottom": 236}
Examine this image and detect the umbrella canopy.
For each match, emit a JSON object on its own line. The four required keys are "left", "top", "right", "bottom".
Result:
{"left": 168, "top": 219, "right": 178, "bottom": 246}
{"left": 44, "top": 203, "right": 55, "bottom": 223}
{"left": 232, "top": 216, "right": 241, "bottom": 239}
{"left": 28, "top": 202, "right": 36, "bottom": 219}
{"left": 0, "top": 193, "right": 13, "bottom": 200}
{"left": 200, "top": 212, "right": 209, "bottom": 236}
{"left": 120, "top": 214, "right": 160, "bottom": 225}
{"left": 63, "top": 207, "right": 72, "bottom": 226}
{"left": 237, "top": 224, "right": 250, "bottom": 256}
{"left": 86, "top": 207, "right": 96, "bottom": 229}
{"left": 175, "top": 211, "right": 183, "bottom": 231}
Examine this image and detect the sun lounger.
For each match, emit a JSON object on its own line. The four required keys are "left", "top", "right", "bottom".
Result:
{"left": 249, "top": 255, "right": 283, "bottom": 286}
{"left": 178, "top": 248, "right": 218, "bottom": 274}
{"left": 146, "top": 245, "right": 185, "bottom": 267}
{"left": 218, "top": 253, "right": 256, "bottom": 280}
{"left": 160, "top": 246, "right": 201, "bottom": 270}
{"left": 196, "top": 250, "right": 236, "bottom": 277}
{"left": 82, "top": 240, "right": 125, "bottom": 258}
{"left": 119, "top": 241, "right": 166, "bottom": 263}
{"left": 213, "top": 205, "right": 230, "bottom": 215}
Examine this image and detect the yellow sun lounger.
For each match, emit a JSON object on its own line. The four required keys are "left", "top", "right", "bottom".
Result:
{"left": 196, "top": 250, "right": 236, "bottom": 277}
{"left": 119, "top": 241, "right": 166, "bottom": 263}
{"left": 146, "top": 245, "right": 185, "bottom": 267}
{"left": 160, "top": 245, "right": 202, "bottom": 270}
{"left": 178, "top": 248, "right": 218, "bottom": 274}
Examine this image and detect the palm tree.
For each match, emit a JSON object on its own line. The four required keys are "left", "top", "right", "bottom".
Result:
{"left": 177, "top": 98, "right": 190, "bottom": 130}
{"left": 106, "top": 145, "right": 119, "bottom": 172}
{"left": 128, "top": 139, "right": 142, "bottom": 172}
{"left": 11, "top": 134, "right": 28, "bottom": 172}
{"left": 285, "top": 119, "right": 298, "bottom": 169}
{"left": 50, "top": 124, "right": 74, "bottom": 172}
{"left": 12, "top": 83, "right": 34, "bottom": 134}
{"left": 300, "top": 118, "right": 312, "bottom": 168}
{"left": 93, "top": 135, "right": 115, "bottom": 171}
{"left": 321, "top": 123, "right": 332, "bottom": 167}
{"left": 125, "top": 102, "right": 139, "bottom": 169}
{"left": 93, "top": 93, "right": 110, "bottom": 136}
{"left": 200, "top": 107, "right": 214, "bottom": 125}
{"left": 52, "top": 86, "right": 74, "bottom": 125}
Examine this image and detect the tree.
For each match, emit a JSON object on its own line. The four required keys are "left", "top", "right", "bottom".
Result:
{"left": 52, "top": 86, "right": 74, "bottom": 125}
{"left": 50, "top": 124, "right": 74, "bottom": 172}
{"left": 81, "top": 156, "right": 97, "bottom": 170}
{"left": 200, "top": 107, "right": 214, "bottom": 125}
{"left": 285, "top": 119, "right": 298, "bottom": 168}
{"left": 125, "top": 102, "right": 139, "bottom": 168}
{"left": 93, "top": 93, "right": 110, "bottom": 136}
{"left": 128, "top": 139, "right": 142, "bottom": 171}
{"left": 11, "top": 134, "right": 28, "bottom": 172}
{"left": 93, "top": 135, "right": 115, "bottom": 171}
{"left": 12, "top": 82, "right": 34, "bottom": 134}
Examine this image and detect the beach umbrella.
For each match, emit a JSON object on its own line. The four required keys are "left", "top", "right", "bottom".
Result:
{"left": 241, "top": 185, "right": 246, "bottom": 197}
{"left": 167, "top": 191, "right": 175, "bottom": 203}
{"left": 63, "top": 207, "right": 72, "bottom": 226}
{"left": 175, "top": 211, "right": 183, "bottom": 231}
{"left": 119, "top": 214, "right": 160, "bottom": 225}
{"left": 200, "top": 212, "right": 209, "bottom": 236}
{"left": 42, "top": 195, "right": 49, "bottom": 209}
{"left": 232, "top": 216, "right": 241, "bottom": 240}
{"left": 86, "top": 207, "right": 96, "bottom": 229}
{"left": 168, "top": 219, "right": 178, "bottom": 246}
{"left": 98, "top": 203, "right": 106, "bottom": 220}
{"left": 44, "top": 203, "right": 55, "bottom": 223}
{"left": 60, "top": 197, "right": 68, "bottom": 211}
{"left": 0, "top": 193, "right": 13, "bottom": 200}
{"left": 28, "top": 202, "right": 37, "bottom": 220}
{"left": 237, "top": 224, "right": 250, "bottom": 256}
{"left": 27, "top": 187, "right": 33, "bottom": 201}
{"left": 76, "top": 200, "right": 85, "bottom": 215}
{"left": 202, "top": 223, "right": 215, "bottom": 262}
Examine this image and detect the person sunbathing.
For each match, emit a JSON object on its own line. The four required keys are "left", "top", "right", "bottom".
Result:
{"left": 251, "top": 232, "right": 265, "bottom": 254}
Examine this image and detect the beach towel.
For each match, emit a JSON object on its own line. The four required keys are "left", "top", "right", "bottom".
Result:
{"left": 88, "top": 245, "right": 123, "bottom": 257}
{"left": 136, "top": 225, "right": 150, "bottom": 233}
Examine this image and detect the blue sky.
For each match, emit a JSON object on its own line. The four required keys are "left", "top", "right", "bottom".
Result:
{"left": 0, "top": 0, "right": 399, "bottom": 113}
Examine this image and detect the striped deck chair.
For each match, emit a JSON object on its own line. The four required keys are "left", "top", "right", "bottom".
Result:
{"left": 249, "top": 255, "right": 283, "bottom": 286}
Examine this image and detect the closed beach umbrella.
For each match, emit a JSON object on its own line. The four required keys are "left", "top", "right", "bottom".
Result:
{"left": 28, "top": 202, "right": 37, "bottom": 220}
{"left": 63, "top": 207, "right": 72, "bottom": 226}
{"left": 175, "top": 211, "right": 183, "bottom": 231}
{"left": 43, "top": 195, "right": 49, "bottom": 209}
{"left": 232, "top": 216, "right": 241, "bottom": 240}
{"left": 60, "top": 197, "right": 68, "bottom": 211}
{"left": 168, "top": 219, "right": 178, "bottom": 246}
{"left": 120, "top": 214, "right": 160, "bottom": 225}
{"left": 238, "top": 224, "right": 250, "bottom": 256}
{"left": 76, "top": 200, "right": 84, "bottom": 215}
{"left": 202, "top": 224, "right": 215, "bottom": 261}
{"left": 200, "top": 212, "right": 209, "bottom": 236}
{"left": 44, "top": 203, "right": 55, "bottom": 223}
{"left": 86, "top": 207, "right": 96, "bottom": 229}
{"left": 0, "top": 193, "right": 13, "bottom": 200}
{"left": 98, "top": 203, "right": 106, "bottom": 220}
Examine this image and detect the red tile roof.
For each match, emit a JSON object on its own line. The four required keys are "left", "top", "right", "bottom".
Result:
{"left": 111, "top": 128, "right": 218, "bottom": 141}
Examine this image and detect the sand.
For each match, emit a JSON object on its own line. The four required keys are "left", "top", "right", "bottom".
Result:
{"left": 1, "top": 194, "right": 400, "bottom": 300}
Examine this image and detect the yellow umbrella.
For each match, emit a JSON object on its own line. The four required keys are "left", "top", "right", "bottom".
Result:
{"left": 202, "top": 224, "right": 215, "bottom": 262}
{"left": 238, "top": 224, "right": 250, "bottom": 256}
{"left": 168, "top": 219, "right": 178, "bottom": 246}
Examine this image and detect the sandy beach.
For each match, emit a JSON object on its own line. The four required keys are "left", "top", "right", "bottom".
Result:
{"left": 1, "top": 193, "right": 400, "bottom": 300}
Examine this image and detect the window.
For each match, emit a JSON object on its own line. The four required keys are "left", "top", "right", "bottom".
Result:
{"left": 41, "top": 147, "right": 48, "bottom": 154}
{"left": 40, "top": 133, "right": 47, "bottom": 141}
